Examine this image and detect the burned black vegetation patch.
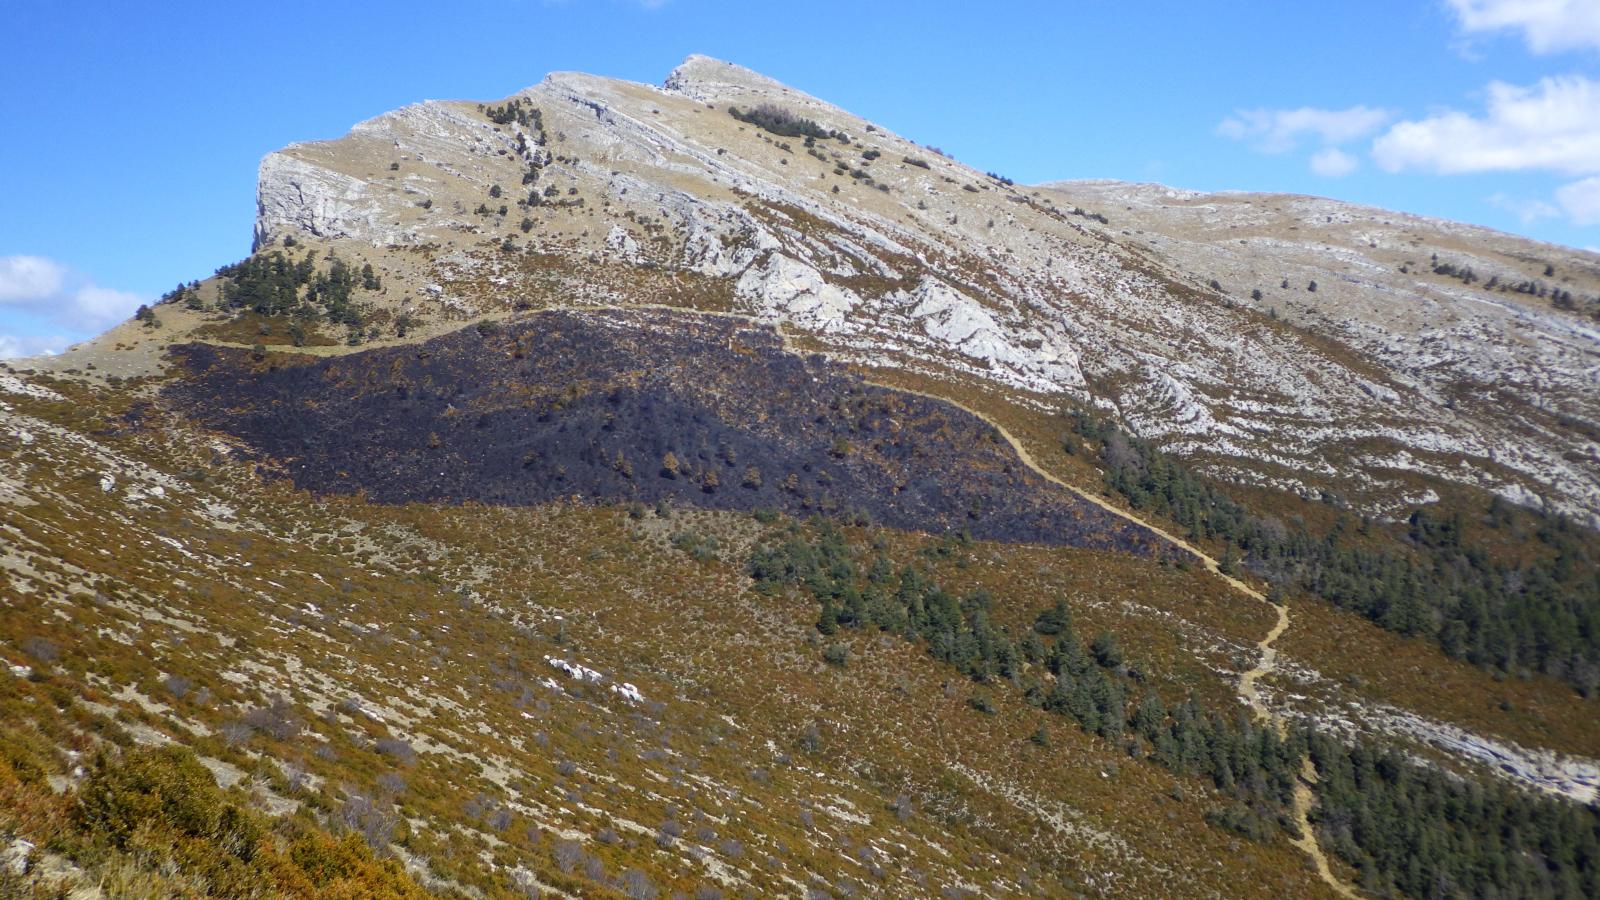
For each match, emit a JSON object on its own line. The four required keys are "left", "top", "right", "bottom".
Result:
{"left": 166, "top": 309, "right": 1167, "bottom": 553}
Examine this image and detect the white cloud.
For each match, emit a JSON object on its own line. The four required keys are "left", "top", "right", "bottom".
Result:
{"left": 0, "top": 255, "right": 144, "bottom": 333}
{"left": 0, "top": 333, "right": 70, "bottom": 360}
{"left": 1555, "top": 176, "right": 1600, "bottom": 225}
{"left": 1217, "top": 105, "right": 1392, "bottom": 153}
{"left": 1372, "top": 75, "right": 1600, "bottom": 176}
{"left": 1487, "top": 191, "right": 1562, "bottom": 222}
{"left": 71, "top": 285, "right": 145, "bottom": 329}
{"left": 1449, "top": 0, "right": 1600, "bottom": 54}
{"left": 0, "top": 256, "right": 67, "bottom": 303}
{"left": 1310, "top": 147, "right": 1359, "bottom": 177}
{"left": 1372, "top": 75, "right": 1600, "bottom": 226}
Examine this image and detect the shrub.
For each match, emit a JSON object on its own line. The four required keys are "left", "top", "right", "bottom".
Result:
{"left": 484, "top": 98, "right": 541, "bottom": 128}
{"left": 21, "top": 636, "right": 58, "bottom": 664}
{"left": 655, "top": 819, "right": 680, "bottom": 848}
{"left": 622, "top": 869, "right": 658, "bottom": 900}
{"left": 823, "top": 643, "right": 850, "bottom": 667}
{"left": 1033, "top": 600, "right": 1070, "bottom": 636}
{"left": 220, "top": 720, "right": 254, "bottom": 747}
{"left": 75, "top": 745, "right": 257, "bottom": 852}
{"left": 65, "top": 746, "right": 425, "bottom": 894}
{"left": 552, "top": 838, "right": 583, "bottom": 873}
{"left": 374, "top": 737, "right": 416, "bottom": 766}
{"left": 336, "top": 790, "right": 397, "bottom": 849}
{"left": 242, "top": 697, "right": 302, "bottom": 741}
{"left": 1090, "top": 632, "right": 1122, "bottom": 668}
{"left": 728, "top": 104, "right": 836, "bottom": 140}
{"left": 162, "top": 674, "right": 192, "bottom": 700}
{"left": 891, "top": 794, "right": 914, "bottom": 822}
{"left": 487, "top": 808, "right": 513, "bottom": 831}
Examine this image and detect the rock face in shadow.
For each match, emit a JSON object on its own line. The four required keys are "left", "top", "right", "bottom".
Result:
{"left": 166, "top": 308, "right": 1170, "bottom": 554}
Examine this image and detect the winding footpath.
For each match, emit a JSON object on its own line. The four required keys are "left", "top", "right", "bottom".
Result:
{"left": 875, "top": 378, "right": 1359, "bottom": 897}
{"left": 197, "top": 304, "right": 1358, "bottom": 894}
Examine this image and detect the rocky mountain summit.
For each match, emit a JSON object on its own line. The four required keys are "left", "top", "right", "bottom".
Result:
{"left": 241, "top": 54, "right": 1600, "bottom": 527}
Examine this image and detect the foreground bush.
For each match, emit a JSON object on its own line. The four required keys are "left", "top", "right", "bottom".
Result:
{"left": 16, "top": 745, "right": 430, "bottom": 897}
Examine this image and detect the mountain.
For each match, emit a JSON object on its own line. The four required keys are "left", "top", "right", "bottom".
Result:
{"left": 3, "top": 56, "right": 1599, "bottom": 898}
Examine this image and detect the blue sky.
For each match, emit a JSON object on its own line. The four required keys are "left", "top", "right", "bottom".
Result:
{"left": 2, "top": 0, "right": 1598, "bottom": 356}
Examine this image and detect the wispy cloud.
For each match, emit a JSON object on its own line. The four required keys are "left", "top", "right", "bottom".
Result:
{"left": 1310, "top": 147, "right": 1359, "bottom": 177}
{"left": 0, "top": 333, "right": 72, "bottom": 360}
{"left": 1217, "top": 105, "right": 1392, "bottom": 154}
{"left": 1487, "top": 191, "right": 1562, "bottom": 223}
{"left": 1448, "top": 0, "right": 1600, "bottom": 54}
{"left": 1217, "top": 105, "right": 1389, "bottom": 177}
{"left": 1555, "top": 176, "right": 1600, "bottom": 226}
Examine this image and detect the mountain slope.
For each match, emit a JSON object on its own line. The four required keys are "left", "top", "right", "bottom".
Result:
{"left": 236, "top": 53, "right": 1600, "bottom": 526}
{"left": 5, "top": 55, "right": 1600, "bottom": 898}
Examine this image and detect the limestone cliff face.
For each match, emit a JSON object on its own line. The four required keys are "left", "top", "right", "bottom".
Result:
{"left": 245, "top": 55, "right": 1600, "bottom": 525}
{"left": 255, "top": 153, "right": 376, "bottom": 247}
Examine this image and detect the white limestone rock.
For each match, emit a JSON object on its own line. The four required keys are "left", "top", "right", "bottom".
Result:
{"left": 736, "top": 253, "right": 859, "bottom": 333}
